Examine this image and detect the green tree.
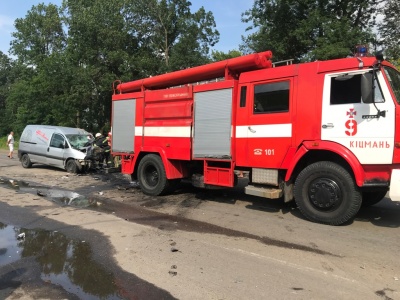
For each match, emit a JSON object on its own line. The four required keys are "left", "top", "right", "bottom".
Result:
{"left": 211, "top": 49, "right": 242, "bottom": 61}
{"left": 241, "top": 0, "right": 380, "bottom": 62}
{"left": 378, "top": 0, "right": 400, "bottom": 68}
{"left": 0, "top": 52, "right": 12, "bottom": 135}
{"left": 61, "top": 0, "right": 139, "bottom": 132}
{"left": 10, "top": 3, "right": 65, "bottom": 66}
{"left": 4, "top": 0, "right": 220, "bottom": 134}
{"left": 7, "top": 3, "right": 68, "bottom": 133}
{"left": 124, "top": 0, "right": 219, "bottom": 72}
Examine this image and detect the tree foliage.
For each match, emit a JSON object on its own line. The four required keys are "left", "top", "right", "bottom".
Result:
{"left": 0, "top": 52, "right": 12, "bottom": 132}
{"left": 241, "top": 0, "right": 380, "bottom": 62}
{"left": 211, "top": 49, "right": 242, "bottom": 61}
{"left": 124, "top": 0, "right": 219, "bottom": 72}
{"left": 11, "top": 3, "right": 65, "bottom": 66}
{"left": 0, "top": 0, "right": 219, "bottom": 136}
{"left": 0, "top": 0, "right": 399, "bottom": 138}
{"left": 378, "top": 0, "right": 400, "bottom": 68}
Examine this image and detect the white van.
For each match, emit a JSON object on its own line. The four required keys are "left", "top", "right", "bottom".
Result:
{"left": 18, "top": 125, "right": 93, "bottom": 173}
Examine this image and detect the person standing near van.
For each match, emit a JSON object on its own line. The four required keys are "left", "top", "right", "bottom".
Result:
{"left": 6, "top": 131, "right": 14, "bottom": 159}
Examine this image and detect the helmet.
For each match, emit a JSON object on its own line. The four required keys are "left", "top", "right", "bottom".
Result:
{"left": 95, "top": 133, "right": 102, "bottom": 138}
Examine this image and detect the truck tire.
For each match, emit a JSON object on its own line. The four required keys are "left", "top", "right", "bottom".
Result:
{"left": 294, "top": 161, "right": 362, "bottom": 225}
{"left": 21, "top": 154, "right": 32, "bottom": 168}
{"left": 138, "top": 154, "right": 169, "bottom": 196}
{"left": 362, "top": 190, "right": 387, "bottom": 207}
{"left": 65, "top": 159, "right": 79, "bottom": 174}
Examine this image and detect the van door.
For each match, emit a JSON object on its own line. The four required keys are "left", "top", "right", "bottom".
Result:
{"left": 47, "top": 133, "right": 67, "bottom": 168}
{"left": 321, "top": 71, "right": 395, "bottom": 164}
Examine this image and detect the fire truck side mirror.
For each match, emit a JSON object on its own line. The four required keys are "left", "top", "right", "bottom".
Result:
{"left": 361, "top": 73, "right": 373, "bottom": 103}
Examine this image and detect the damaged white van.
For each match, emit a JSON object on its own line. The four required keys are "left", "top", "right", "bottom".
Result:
{"left": 18, "top": 125, "right": 93, "bottom": 173}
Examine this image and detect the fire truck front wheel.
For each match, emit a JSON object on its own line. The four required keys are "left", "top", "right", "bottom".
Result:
{"left": 138, "top": 154, "right": 169, "bottom": 196}
{"left": 294, "top": 161, "right": 362, "bottom": 225}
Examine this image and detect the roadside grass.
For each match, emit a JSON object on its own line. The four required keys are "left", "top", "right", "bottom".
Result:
{"left": 0, "top": 136, "right": 19, "bottom": 150}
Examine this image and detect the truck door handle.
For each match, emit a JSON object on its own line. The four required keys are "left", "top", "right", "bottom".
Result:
{"left": 248, "top": 126, "right": 256, "bottom": 133}
{"left": 322, "top": 123, "right": 334, "bottom": 129}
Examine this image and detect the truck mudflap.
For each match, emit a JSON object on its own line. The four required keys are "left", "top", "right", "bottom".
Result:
{"left": 389, "top": 169, "right": 400, "bottom": 201}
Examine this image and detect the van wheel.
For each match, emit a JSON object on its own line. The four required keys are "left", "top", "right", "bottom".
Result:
{"left": 21, "top": 154, "right": 32, "bottom": 168}
{"left": 294, "top": 161, "right": 362, "bottom": 225}
{"left": 66, "top": 159, "right": 79, "bottom": 174}
{"left": 138, "top": 154, "right": 169, "bottom": 196}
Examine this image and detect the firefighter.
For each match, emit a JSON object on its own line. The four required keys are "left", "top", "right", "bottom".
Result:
{"left": 94, "top": 133, "right": 111, "bottom": 168}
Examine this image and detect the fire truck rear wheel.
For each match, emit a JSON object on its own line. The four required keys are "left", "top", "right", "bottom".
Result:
{"left": 294, "top": 161, "right": 362, "bottom": 225}
{"left": 138, "top": 154, "right": 169, "bottom": 196}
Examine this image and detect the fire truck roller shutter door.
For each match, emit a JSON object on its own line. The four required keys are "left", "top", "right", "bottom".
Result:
{"left": 193, "top": 88, "right": 233, "bottom": 158}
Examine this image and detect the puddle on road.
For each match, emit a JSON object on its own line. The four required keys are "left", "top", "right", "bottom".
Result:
{"left": 0, "top": 222, "right": 120, "bottom": 299}
{"left": 0, "top": 177, "right": 96, "bottom": 208}
{"left": 0, "top": 178, "right": 176, "bottom": 299}
{"left": 0, "top": 223, "right": 175, "bottom": 300}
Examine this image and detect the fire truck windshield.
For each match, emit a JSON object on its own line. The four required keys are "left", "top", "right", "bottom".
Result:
{"left": 383, "top": 66, "right": 400, "bottom": 104}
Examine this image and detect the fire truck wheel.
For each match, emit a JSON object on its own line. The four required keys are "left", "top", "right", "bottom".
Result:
{"left": 66, "top": 159, "right": 80, "bottom": 174}
{"left": 361, "top": 190, "right": 387, "bottom": 207}
{"left": 21, "top": 154, "right": 32, "bottom": 168}
{"left": 138, "top": 154, "right": 169, "bottom": 196}
{"left": 294, "top": 161, "right": 362, "bottom": 225}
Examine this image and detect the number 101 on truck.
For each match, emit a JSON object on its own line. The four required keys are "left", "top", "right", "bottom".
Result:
{"left": 111, "top": 49, "right": 400, "bottom": 225}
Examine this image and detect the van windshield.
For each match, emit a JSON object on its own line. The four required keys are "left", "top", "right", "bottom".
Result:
{"left": 66, "top": 134, "right": 92, "bottom": 149}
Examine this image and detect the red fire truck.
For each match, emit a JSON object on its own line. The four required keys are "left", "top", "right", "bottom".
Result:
{"left": 111, "top": 50, "right": 400, "bottom": 225}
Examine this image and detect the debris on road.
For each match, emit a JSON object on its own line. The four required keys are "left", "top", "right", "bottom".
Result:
{"left": 37, "top": 190, "right": 46, "bottom": 197}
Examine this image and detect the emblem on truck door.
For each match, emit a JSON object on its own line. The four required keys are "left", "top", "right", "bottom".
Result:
{"left": 345, "top": 109, "right": 358, "bottom": 136}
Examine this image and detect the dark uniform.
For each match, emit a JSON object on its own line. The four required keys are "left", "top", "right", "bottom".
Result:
{"left": 94, "top": 133, "right": 111, "bottom": 168}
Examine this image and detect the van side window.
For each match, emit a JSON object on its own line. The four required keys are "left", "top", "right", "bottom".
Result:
{"left": 253, "top": 81, "right": 289, "bottom": 114}
{"left": 50, "top": 133, "right": 65, "bottom": 148}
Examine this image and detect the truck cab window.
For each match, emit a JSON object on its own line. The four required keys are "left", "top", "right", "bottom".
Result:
{"left": 331, "top": 73, "right": 385, "bottom": 104}
{"left": 240, "top": 86, "right": 247, "bottom": 107}
{"left": 253, "top": 81, "right": 289, "bottom": 114}
{"left": 330, "top": 75, "right": 362, "bottom": 105}
{"left": 50, "top": 133, "right": 65, "bottom": 148}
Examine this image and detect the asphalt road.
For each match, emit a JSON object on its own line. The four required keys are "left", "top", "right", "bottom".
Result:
{"left": 0, "top": 149, "right": 399, "bottom": 300}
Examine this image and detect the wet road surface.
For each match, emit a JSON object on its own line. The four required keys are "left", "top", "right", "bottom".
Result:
{"left": 1, "top": 150, "right": 400, "bottom": 299}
